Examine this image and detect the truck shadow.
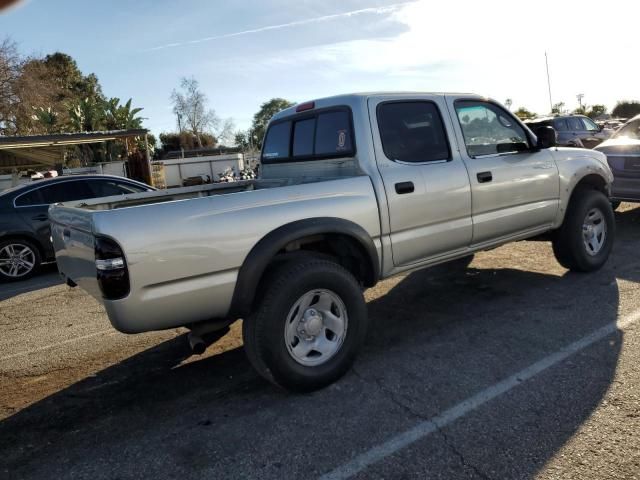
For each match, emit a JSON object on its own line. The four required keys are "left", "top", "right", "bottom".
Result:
{"left": 1, "top": 205, "right": 639, "bottom": 479}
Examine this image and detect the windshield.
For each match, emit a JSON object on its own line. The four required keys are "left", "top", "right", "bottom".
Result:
{"left": 614, "top": 119, "right": 640, "bottom": 140}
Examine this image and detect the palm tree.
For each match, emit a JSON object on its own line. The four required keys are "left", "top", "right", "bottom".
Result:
{"left": 31, "top": 106, "right": 59, "bottom": 134}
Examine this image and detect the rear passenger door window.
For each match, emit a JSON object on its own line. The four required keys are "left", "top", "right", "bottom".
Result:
{"left": 554, "top": 118, "right": 569, "bottom": 131}
{"left": 14, "top": 188, "right": 45, "bottom": 207}
{"left": 88, "top": 180, "right": 147, "bottom": 197}
{"left": 377, "top": 102, "right": 450, "bottom": 162}
{"left": 38, "top": 181, "right": 93, "bottom": 204}
{"left": 567, "top": 117, "right": 584, "bottom": 131}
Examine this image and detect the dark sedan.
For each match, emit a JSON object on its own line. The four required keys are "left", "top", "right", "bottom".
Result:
{"left": 0, "top": 175, "right": 153, "bottom": 281}
{"left": 594, "top": 114, "right": 640, "bottom": 208}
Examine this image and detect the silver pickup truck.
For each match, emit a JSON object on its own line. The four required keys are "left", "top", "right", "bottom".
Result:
{"left": 50, "top": 92, "right": 615, "bottom": 391}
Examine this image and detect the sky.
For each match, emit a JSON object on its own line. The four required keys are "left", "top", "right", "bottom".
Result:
{"left": 1, "top": 0, "right": 638, "bottom": 139}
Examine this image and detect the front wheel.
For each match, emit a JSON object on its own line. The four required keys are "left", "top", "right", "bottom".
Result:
{"left": 0, "top": 239, "right": 41, "bottom": 282}
{"left": 552, "top": 188, "right": 614, "bottom": 272}
{"left": 243, "top": 257, "right": 368, "bottom": 392}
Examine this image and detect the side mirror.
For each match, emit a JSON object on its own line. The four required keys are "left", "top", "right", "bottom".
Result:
{"left": 536, "top": 126, "right": 557, "bottom": 149}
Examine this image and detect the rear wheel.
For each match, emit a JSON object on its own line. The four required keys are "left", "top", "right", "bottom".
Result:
{"left": 552, "top": 188, "right": 614, "bottom": 272}
{"left": 0, "top": 239, "right": 41, "bottom": 282}
{"left": 243, "top": 257, "right": 368, "bottom": 392}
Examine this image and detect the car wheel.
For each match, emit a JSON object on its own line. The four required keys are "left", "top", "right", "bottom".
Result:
{"left": 552, "top": 188, "right": 614, "bottom": 272}
{"left": 0, "top": 238, "right": 41, "bottom": 282}
{"left": 243, "top": 257, "right": 368, "bottom": 392}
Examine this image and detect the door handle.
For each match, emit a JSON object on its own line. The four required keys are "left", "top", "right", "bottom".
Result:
{"left": 395, "top": 181, "right": 414, "bottom": 194}
{"left": 32, "top": 214, "right": 48, "bottom": 221}
{"left": 477, "top": 171, "right": 493, "bottom": 183}
{"left": 63, "top": 228, "right": 71, "bottom": 239}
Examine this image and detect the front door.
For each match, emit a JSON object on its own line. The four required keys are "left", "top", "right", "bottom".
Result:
{"left": 369, "top": 95, "right": 472, "bottom": 267}
{"left": 447, "top": 99, "right": 560, "bottom": 246}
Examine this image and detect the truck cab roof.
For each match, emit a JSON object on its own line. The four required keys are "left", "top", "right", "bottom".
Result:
{"left": 271, "top": 92, "right": 483, "bottom": 122}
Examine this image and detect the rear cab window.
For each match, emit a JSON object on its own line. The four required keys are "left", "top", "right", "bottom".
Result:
{"left": 261, "top": 107, "right": 355, "bottom": 163}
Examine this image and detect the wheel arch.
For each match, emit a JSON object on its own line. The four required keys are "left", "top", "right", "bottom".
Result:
{"left": 556, "top": 171, "right": 611, "bottom": 228}
{"left": 228, "top": 217, "right": 380, "bottom": 318}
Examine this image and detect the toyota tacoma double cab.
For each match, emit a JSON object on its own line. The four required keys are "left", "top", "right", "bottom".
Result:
{"left": 50, "top": 93, "right": 615, "bottom": 391}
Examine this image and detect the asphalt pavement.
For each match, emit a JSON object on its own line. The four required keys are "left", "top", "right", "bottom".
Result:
{"left": 1, "top": 205, "right": 639, "bottom": 479}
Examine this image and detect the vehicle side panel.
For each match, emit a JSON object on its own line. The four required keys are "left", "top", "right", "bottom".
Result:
{"left": 54, "top": 176, "right": 381, "bottom": 333}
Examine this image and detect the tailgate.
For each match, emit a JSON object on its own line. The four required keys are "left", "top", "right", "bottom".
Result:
{"left": 49, "top": 205, "right": 102, "bottom": 300}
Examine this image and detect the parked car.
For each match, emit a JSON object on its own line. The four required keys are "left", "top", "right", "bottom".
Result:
{"left": 526, "top": 114, "right": 612, "bottom": 149}
{"left": 50, "top": 93, "right": 614, "bottom": 392}
{"left": 0, "top": 175, "right": 154, "bottom": 281}
{"left": 594, "top": 114, "right": 640, "bottom": 208}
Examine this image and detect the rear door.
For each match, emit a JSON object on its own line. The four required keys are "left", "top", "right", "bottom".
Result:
{"left": 566, "top": 116, "right": 590, "bottom": 147}
{"left": 579, "top": 116, "right": 606, "bottom": 148}
{"left": 447, "top": 98, "right": 559, "bottom": 246}
{"left": 369, "top": 95, "right": 472, "bottom": 266}
{"left": 15, "top": 180, "right": 94, "bottom": 254}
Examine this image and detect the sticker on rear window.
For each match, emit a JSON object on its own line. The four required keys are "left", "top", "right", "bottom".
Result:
{"left": 337, "top": 130, "right": 347, "bottom": 151}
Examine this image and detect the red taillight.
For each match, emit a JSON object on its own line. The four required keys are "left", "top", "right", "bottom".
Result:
{"left": 296, "top": 101, "right": 315, "bottom": 112}
{"left": 95, "top": 236, "right": 129, "bottom": 300}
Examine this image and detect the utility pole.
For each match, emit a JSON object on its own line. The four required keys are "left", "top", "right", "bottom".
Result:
{"left": 577, "top": 93, "right": 585, "bottom": 111}
{"left": 505, "top": 99, "right": 512, "bottom": 111}
{"left": 545, "top": 52, "right": 553, "bottom": 114}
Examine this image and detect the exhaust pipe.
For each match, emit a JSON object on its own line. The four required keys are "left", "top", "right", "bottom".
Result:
{"left": 187, "top": 319, "right": 233, "bottom": 355}
{"left": 188, "top": 332, "right": 207, "bottom": 355}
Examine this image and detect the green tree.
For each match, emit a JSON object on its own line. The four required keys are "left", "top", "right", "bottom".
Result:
{"left": 42, "top": 52, "right": 103, "bottom": 102}
{"left": 30, "top": 106, "right": 60, "bottom": 133}
{"left": 612, "top": 101, "right": 640, "bottom": 119}
{"left": 586, "top": 104, "right": 607, "bottom": 119}
{"left": 68, "top": 96, "right": 104, "bottom": 132}
{"left": 551, "top": 102, "right": 565, "bottom": 115}
{"left": 250, "top": 98, "right": 295, "bottom": 149}
{"left": 514, "top": 107, "right": 536, "bottom": 121}
{"left": 104, "top": 97, "right": 144, "bottom": 130}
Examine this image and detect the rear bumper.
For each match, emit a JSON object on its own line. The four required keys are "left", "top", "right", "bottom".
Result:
{"left": 103, "top": 268, "right": 239, "bottom": 333}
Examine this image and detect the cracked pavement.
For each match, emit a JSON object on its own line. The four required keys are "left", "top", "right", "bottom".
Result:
{"left": 1, "top": 204, "right": 640, "bottom": 479}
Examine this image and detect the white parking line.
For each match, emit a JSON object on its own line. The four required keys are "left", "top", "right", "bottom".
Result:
{"left": 0, "top": 329, "right": 114, "bottom": 362}
{"left": 320, "top": 309, "right": 640, "bottom": 480}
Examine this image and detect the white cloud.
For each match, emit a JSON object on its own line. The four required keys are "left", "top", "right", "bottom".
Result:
{"left": 221, "top": 0, "right": 640, "bottom": 114}
{"left": 147, "top": 2, "right": 413, "bottom": 52}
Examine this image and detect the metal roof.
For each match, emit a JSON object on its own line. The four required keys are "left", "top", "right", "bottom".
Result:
{"left": 0, "top": 129, "right": 148, "bottom": 169}
{"left": 0, "top": 129, "right": 148, "bottom": 149}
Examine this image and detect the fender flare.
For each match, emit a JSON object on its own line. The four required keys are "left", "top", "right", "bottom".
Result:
{"left": 228, "top": 217, "right": 379, "bottom": 317}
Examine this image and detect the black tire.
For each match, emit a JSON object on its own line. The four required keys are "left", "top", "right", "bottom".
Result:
{"left": 243, "top": 257, "right": 368, "bottom": 392}
{"left": 0, "top": 238, "right": 41, "bottom": 282}
{"left": 552, "top": 188, "right": 614, "bottom": 272}
{"left": 610, "top": 200, "right": 621, "bottom": 211}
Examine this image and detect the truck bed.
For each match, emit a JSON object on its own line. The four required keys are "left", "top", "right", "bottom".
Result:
{"left": 49, "top": 174, "right": 381, "bottom": 333}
